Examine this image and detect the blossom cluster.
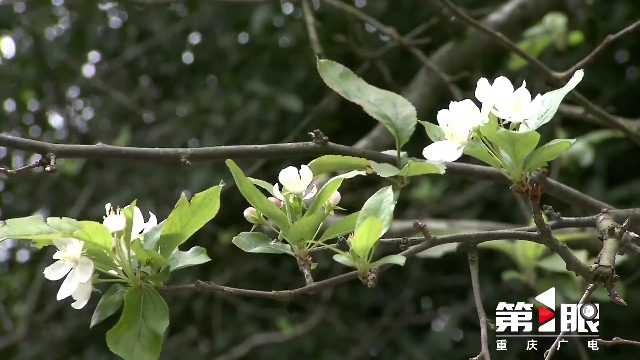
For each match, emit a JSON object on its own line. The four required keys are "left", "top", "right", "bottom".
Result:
{"left": 422, "top": 76, "right": 543, "bottom": 162}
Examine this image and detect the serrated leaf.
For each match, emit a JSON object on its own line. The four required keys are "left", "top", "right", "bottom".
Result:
{"left": 226, "top": 160, "right": 289, "bottom": 233}
{"left": 520, "top": 70, "right": 584, "bottom": 131}
{"left": 418, "top": 120, "right": 445, "bottom": 142}
{"left": 91, "top": 284, "right": 126, "bottom": 328}
{"left": 369, "top": 161, "right": 401, "bottom": 177}
{"left": 106, "top": 287, "right": 169, "bottom": 360}
{"left": 318, "top": 211, "right": 360, "bottom": 242}
{"left": 523, "top": 139, "right": 575, "bottom": 172}
{"left": 157, "top": 185, "right": 222, "bottom": 258}
{"left": 350, "top": 216, "right": 383, "bottom": 260}
{"left": 355, "top": 186, "right": 396, "bottom": 236}
{"left": 317, "top": 58, "right": 417, "bottom": 147}
{"left": 482, "top": 128, "right": 540, "bottom": 172}
{"left": 333, "top": 254, "right": 357, "bottom": 268}
{"left": 398, "top": 160, "right": 445, "bottom": 177}
{"left": 0, "top": 216, "right": 82, "bottom": 248}
{"left": 307, "top": 155, "right": 369, "bottom": 176}
{"left": 232, "top": 232, "right": 293, "bottom": 255}
{"left": 305, "top": 170, "right": 364, "bottom": 217}
{"left": 168, "top": 246, "right": 210, "bottom": 272}
{"left": 372, "top": 254, "right": 406, "bottom": 267}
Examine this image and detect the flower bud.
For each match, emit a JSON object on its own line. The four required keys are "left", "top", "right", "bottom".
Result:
{"left": 268, "top": 196, "right": 282, "bottom": 208}
{"left": 243, "top": 207, "right": 264, "bottom": 224}
{"left": 329, "top": 191, "right": 341, "bottom": 207}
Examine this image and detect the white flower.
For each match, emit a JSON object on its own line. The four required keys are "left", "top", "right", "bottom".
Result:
{"left": 475, "top": 76, "right": 542, "bottom": 123}
{"left": 273, "top": 165, "right": 317, "bottom": 201}
{"left": 103, "top": 203, "right": 126, "bottom": 233}
{"left": 422, "top": 99, "right": 484, "bottom": 162}
{"left": 43, "top": 238, "right": 94, "bottom": 309}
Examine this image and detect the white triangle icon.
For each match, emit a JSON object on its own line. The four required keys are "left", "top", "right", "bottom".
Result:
{"left": 535, "top": 287, "right": 555, "bottom": 310}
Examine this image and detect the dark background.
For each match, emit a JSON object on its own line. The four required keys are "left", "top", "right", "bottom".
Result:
{"left": 1, "top": 0, "right": 639, "bottom": 359}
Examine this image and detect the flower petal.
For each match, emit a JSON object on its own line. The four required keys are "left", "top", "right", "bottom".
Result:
{"left": 436, "top": 108, "right": 453, "bottom": 129}
{"left": 278, "top": 166, "right": 301, "bottom": 193}
{"left": 143, "top": 212, "right": 158, "bottom": 233}
{"left": 57, "top": 271, "right": 80, "bottom": 300}
{"left": 299, "top": 165, "right": 313, "bottom": 190}
{"left": 475, "top": 77, "right": 493, "bottom": 105}
{"left": 73, "top": 256, "right": 94, "bottom": 283}
{"left": 492, "top": 76, "right": 514, "bottom": 98}
{"left": 43, "top": 260, "right": 73, "bottom": 280}
{"left": 273, "top": 184, "right": 285, "bottom": 201}
{"left": 71, "top": 280, "right": 93, "bottom": 309}
{"left": 303, "top": 184, "right": 318, "bottom": 200}
{"left": 422, "top": 140, "right": 465, "bottom": 162}
{"left": 103, "top": 214, "right": 126, "bottom": 233}
{"left": 131, "top": 206, "right": 145, "bottom": 236}
{"left": 52, "top": 237, "right": 75, "bottom": 251}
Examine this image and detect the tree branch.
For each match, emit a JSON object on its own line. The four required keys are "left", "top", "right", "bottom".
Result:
{"left": 301, "top": 0, "right": 324, "bottom": 58}
{"left": 596, "top": 337, "right": 640, "bottom": 347}
{"left": 468, "top": 247, "right": 491, "bottom": 360}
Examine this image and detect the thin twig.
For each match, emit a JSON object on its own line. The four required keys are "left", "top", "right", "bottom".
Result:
{"left": 468, "top": 247, "right": 491, "bottom": 360}
{"left": 544, "top": 284, "right": 598, "bottom": 360}
{"left": 596, "top": 337, "right": 640, "bottom": 347}
{"left": 301, "top": 0, "right": 324, "bottom": 58}
{"left": 558, "top": 19, "right": 640, "bottom": 79}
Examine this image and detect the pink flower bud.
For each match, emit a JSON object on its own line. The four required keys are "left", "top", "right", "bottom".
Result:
{"left": 268, "top": 196, "right": 282, "bottom": 208}
{"left": 243, "top": 207, "right": 262, "bottom": 224}
{"left": 329, "top": 191, "right": 341, "bottom": 207}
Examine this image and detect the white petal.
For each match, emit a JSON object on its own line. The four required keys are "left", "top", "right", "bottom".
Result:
{"left": 303, "top": 184, "right": 318, "bottom": 200}
{"left": 52, "top": 250, "right": 65, "bottom": 260}
{"left": 71, "top": 280, "right": 93, "bottom": 309}
{"left": 131, "top": 206, "right": 145, "bottom": 236}
{"left": 492, "top": 76, "right": 514, "bottom": 97}
{"left": 73, "top": 256, "right": 94, "bottom": 283}
{"left": 103, "top": 214, "right": 126, "bottom": 232}
{"left": 143, "top": 212, "right": 158, "bottom": 234}
{"left": 513, "top": 83, "right": 532, "bottom": 105}
{"left": 299, "top": 165, "right": 313, "bottom": 190}
{"left": 422, "top": 140, "right": 465, "bottom": 162}
{"left": 475, "top": 77, "right": 493, "bottom": 105}
{"left": 57, "top": 272, "right": 80, "bottom": 300}
{"left": 272, "top": 184, "right": 285, "bottom": 201}
{"left": 43, "top": 260, "right": 73, "bottom": 280}
{"left": 278, "top": 166, "right": 301, "bottom": 193}
{"left": 105, "top": 203, "right": 112, "bottom": 213}
{"left": 436, "top": 108, "right": 453, "bottom": 129}
{"left": 53, "top": 237, "right": 74, "bottom": 251}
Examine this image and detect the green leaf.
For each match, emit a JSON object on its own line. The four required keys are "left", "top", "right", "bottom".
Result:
{"left": 307, "top": 155, "right": 369, "bottom": 176}
{"left": 515, "top": 240, "right": 546, "bottom": 270}
{"left": 463, "top": 139, "right": 504, "bottom": 169}
{"left": 73, "top": 221, "right": 113, "bottom": 250}
{"left": 318, "top": 211, "right": 360, "bottom": 242}
{"left": 537, "top": 249, "right": 589, "bottom": 273}
{"left": 483, "top": 128, "right": 540, "bottom": 172}
{"left": 333, "top": 254, "right": 357, "bottom": 268}
{"left": 520, "top": 70, "right": 584, "bottom": 131}
{"left": 350, "top": 216, "right": 383, "bottom": 260}
{"left": 157, "top": 185, "right": 223, "bottom": 259}
{"left": 356, "top": 186, "right": 396, "bottom": 236}
{"left": 567, "top": 30, "right": 585, "bottom": 46}
{"left": 142, "top": 220, "right": 165, "bottom": 251}
{"left": 287, "top": 212, "right": 327, "bottom": 245}
{"left": 106, "top": 287, "right": 169, "bottom": 360}
{"left": 231, "top": 232, "right": 293, "bottom": 255}
{"left": 523, "top": 139, "right": 575, "bottom": 172}
{"left": 305, "top": 170, "right": 364, "bottom": 217}
{"left": 398, "top": 160, "right": 445, "bottom": 177}
{"left": 131, "top": 239, "right": 167, "bottom": 269}
{"left": 91, "top": 284, "right": 126, "bottom": 328}
{"left": 226, "top": 160, "right": 289, "bottom": 233}
{"left": 0, "top": 216, "right": 82, "bottom": 248}
{"left": 168, "top": 246, "right": 211, "bottom": 272}
{"left": 333, "top": 254, "right": 356, "bottom": 268}
{"left": 418, "top": 120, "right": 445, "bottom": 142}
{"left": 415, "top": 243, "right": 458, "bottom": 258}
{"left": 501, "top": 270, "right": 526, "bottom": 283}
{"left": 249, "top": 177, "right": 275, "bottom": 195}
{"left": 317, "top": 58, "right": 417, "bottom": 147}
{"left": 372, "top": 254, "right": 406, "bottom": 267}
{"left": 370, "top": 161, "right": 400, "bottom": 177}
{"left": 479, "top": 240, "right": 517, "bottom": 264}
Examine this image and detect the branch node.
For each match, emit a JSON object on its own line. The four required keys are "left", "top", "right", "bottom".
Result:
{"left": 413, "top": 220, "right": 435, "bottom": 241}
{"left": 366, "top": 267, "right": 379, "bottom": 288}
{"left": 542, "top": 205, "right": 562, "bottom": 221}
{"left": 43, "top": 153, "right": 57, "bottom": 173}
{"left": 181, "top": 155, "right": 192, "bottom": 166}
{"left": 310, "top": 129, "right": 329, "bottom": 145}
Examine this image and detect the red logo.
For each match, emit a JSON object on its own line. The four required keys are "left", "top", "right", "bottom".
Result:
{"left": 538, "top": 306, "right": 554, "bottom": 323}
